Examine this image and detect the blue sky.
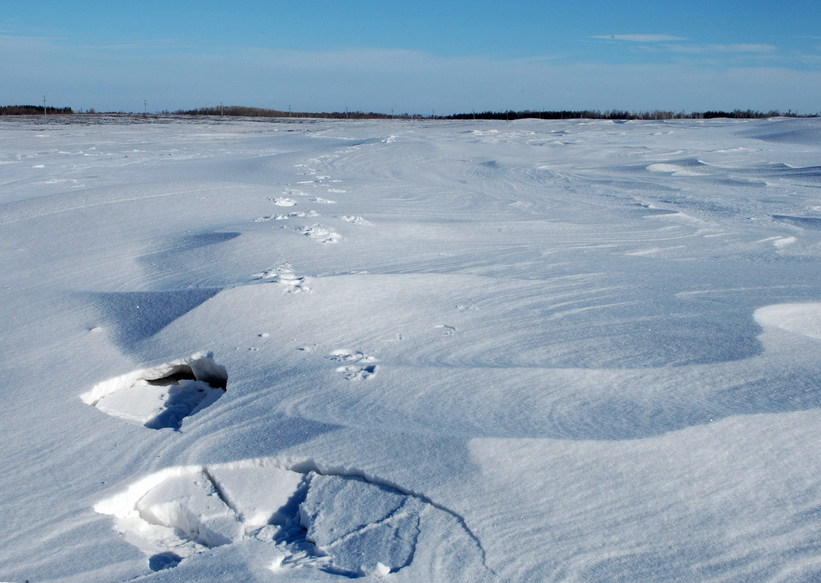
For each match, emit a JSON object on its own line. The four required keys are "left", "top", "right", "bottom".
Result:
{"left": 2, "top": 0, "right": 820, "bottom": 114}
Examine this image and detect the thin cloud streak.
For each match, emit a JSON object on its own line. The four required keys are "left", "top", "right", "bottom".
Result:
{"left": 91, "top": 39, "right": 195, "bottom": 52}
{"left": 592, "top": 34, "right": 687, "bottom": 42}
{"left": 666, "top": 43, "right": 778, "bottom": 54}
{"left": 592, "top": 35, "right": 779, "bottom": 56}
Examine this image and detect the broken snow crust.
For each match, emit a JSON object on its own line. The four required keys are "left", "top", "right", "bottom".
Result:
{"left": 0, "top": 117, "right": 820, "bottom": 582}
{"left": 81, "top": 352, "right": 227, "bottom": 430}
{"left": 94, "top": 458, "right": 493, "bottom": 580}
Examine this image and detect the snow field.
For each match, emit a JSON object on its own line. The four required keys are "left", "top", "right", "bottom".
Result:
{"left": 0, "top": 116, "right": 819, "bottom": 582}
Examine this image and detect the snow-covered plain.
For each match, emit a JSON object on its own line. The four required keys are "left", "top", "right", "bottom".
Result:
{"left": 0, "top": 115, "right": 819, "bottom": 582}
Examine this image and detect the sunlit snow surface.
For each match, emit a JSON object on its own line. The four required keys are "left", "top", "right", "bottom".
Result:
{"left": 0, "top": 115, "right": 819, "bottom": 582}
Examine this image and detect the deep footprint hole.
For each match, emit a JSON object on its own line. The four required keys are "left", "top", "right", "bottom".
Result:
{"left": 83, "top": 353, "right": 228, "bottom": 431}
{"left": 149, "top": 552, "right": 183, "bottom": 571}
{"left": 146, "top": 362, "right": 228, "bottom": 390}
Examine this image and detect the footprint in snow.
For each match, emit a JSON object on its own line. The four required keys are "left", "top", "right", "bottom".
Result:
{"left": 341, "top": 215, "right": 371, "bottom": 225}
{"left": 296, "top": 224, "right": 343, "bottom": 244}
{"left": 435, "top": 324, "right": 457, "bottom": 336}
{"left": 95, "top": 460, "right": 493, "bottom": 579}
{"left": 328, "top": 349, "right": 379, "bottom": 380}
{"left": 252, "top": 264, "right": 310, "bottom": 293}
{"left": 80, "top": 352, "right": 228, "bottom": 431}
{"left": 270, "top": 197, "right": 298, "bottom": 207}
{"left": 253, "top": 210, "right": 319, "bottom": 222}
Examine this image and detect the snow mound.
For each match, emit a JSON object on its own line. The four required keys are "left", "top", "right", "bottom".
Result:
{"left": 646, "top": 161, "right": 710, "bottom": 176}
{"left": 755, "top": 302, "right": 821, "bottom": 339}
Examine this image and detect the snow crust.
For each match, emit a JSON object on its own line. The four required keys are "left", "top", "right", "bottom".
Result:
{"left": 0, "top": 116, "right": 819, "bottom": 582}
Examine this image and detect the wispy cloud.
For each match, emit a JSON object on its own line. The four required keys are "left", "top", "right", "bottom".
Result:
{"left": 591, "top": 34, "right": 686, "bottom": 43}
{"left": 0, "top": 32, "right": 67, "bottom": 44}
{"left": 92, "top": 39, "right": 191, "bottom": 52}
{"left": 666, "top": 43, "right": 777, "bottom": 54}
{"left": 799, "top": 52, "right": 821, "bottom": 65}
{"left": 590, "top": 34, "right": 781, "bottom": 63}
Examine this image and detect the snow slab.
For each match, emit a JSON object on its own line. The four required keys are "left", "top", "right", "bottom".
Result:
{"left": 0, "top": 116, "right": 819, "bottom": 582}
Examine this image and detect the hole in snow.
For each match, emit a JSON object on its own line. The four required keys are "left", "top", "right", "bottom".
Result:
{"left": 81, "top": 352, "right": 227, "bottom": 430}
{"left": 149, "top": 552, "right": 182, "bottom": 571}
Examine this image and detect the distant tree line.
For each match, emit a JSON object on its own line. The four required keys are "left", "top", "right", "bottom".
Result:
{"left": 0, "top": 105, "right": 74, "bottom": 115}
{"left": 174, "top": 106, "right": 404, "bottom": 120}
{"left": 2, "top": 104, "right": 817, "bottom": 120}
{"left": 444, "top": 109, "right": 815, "bottom": 121}
{"left": 176, "top": 106, "right": 817, "bottom": 121}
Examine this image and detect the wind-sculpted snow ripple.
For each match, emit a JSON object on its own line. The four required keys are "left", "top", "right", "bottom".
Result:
{"left": 127, "top": 273, "right": 818, "bottom": 442}
{"left": 284, "top": 354, "right": 820, "bottom": 441}
{"left": 469, "top": 407, "right": 821, "bottom": 582}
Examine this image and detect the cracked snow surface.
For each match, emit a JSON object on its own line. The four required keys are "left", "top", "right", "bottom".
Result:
{"left": 95, "top": 460, "right": 494, "bottom": 579}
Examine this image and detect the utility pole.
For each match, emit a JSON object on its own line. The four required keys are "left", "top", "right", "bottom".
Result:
{"left": 43, "top": 95, "right": 47, "bottom": 117}
{"left": 144, "top": 99, "right": 147, "bottom": 115}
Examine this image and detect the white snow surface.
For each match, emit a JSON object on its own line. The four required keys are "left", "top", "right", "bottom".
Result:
{"left": 1, "top": 115, "right": 819, "bottom": 582}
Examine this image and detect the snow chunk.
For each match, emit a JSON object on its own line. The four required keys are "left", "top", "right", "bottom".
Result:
{"left": 136, "top": 471, "right": 242, "bottom": 548}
